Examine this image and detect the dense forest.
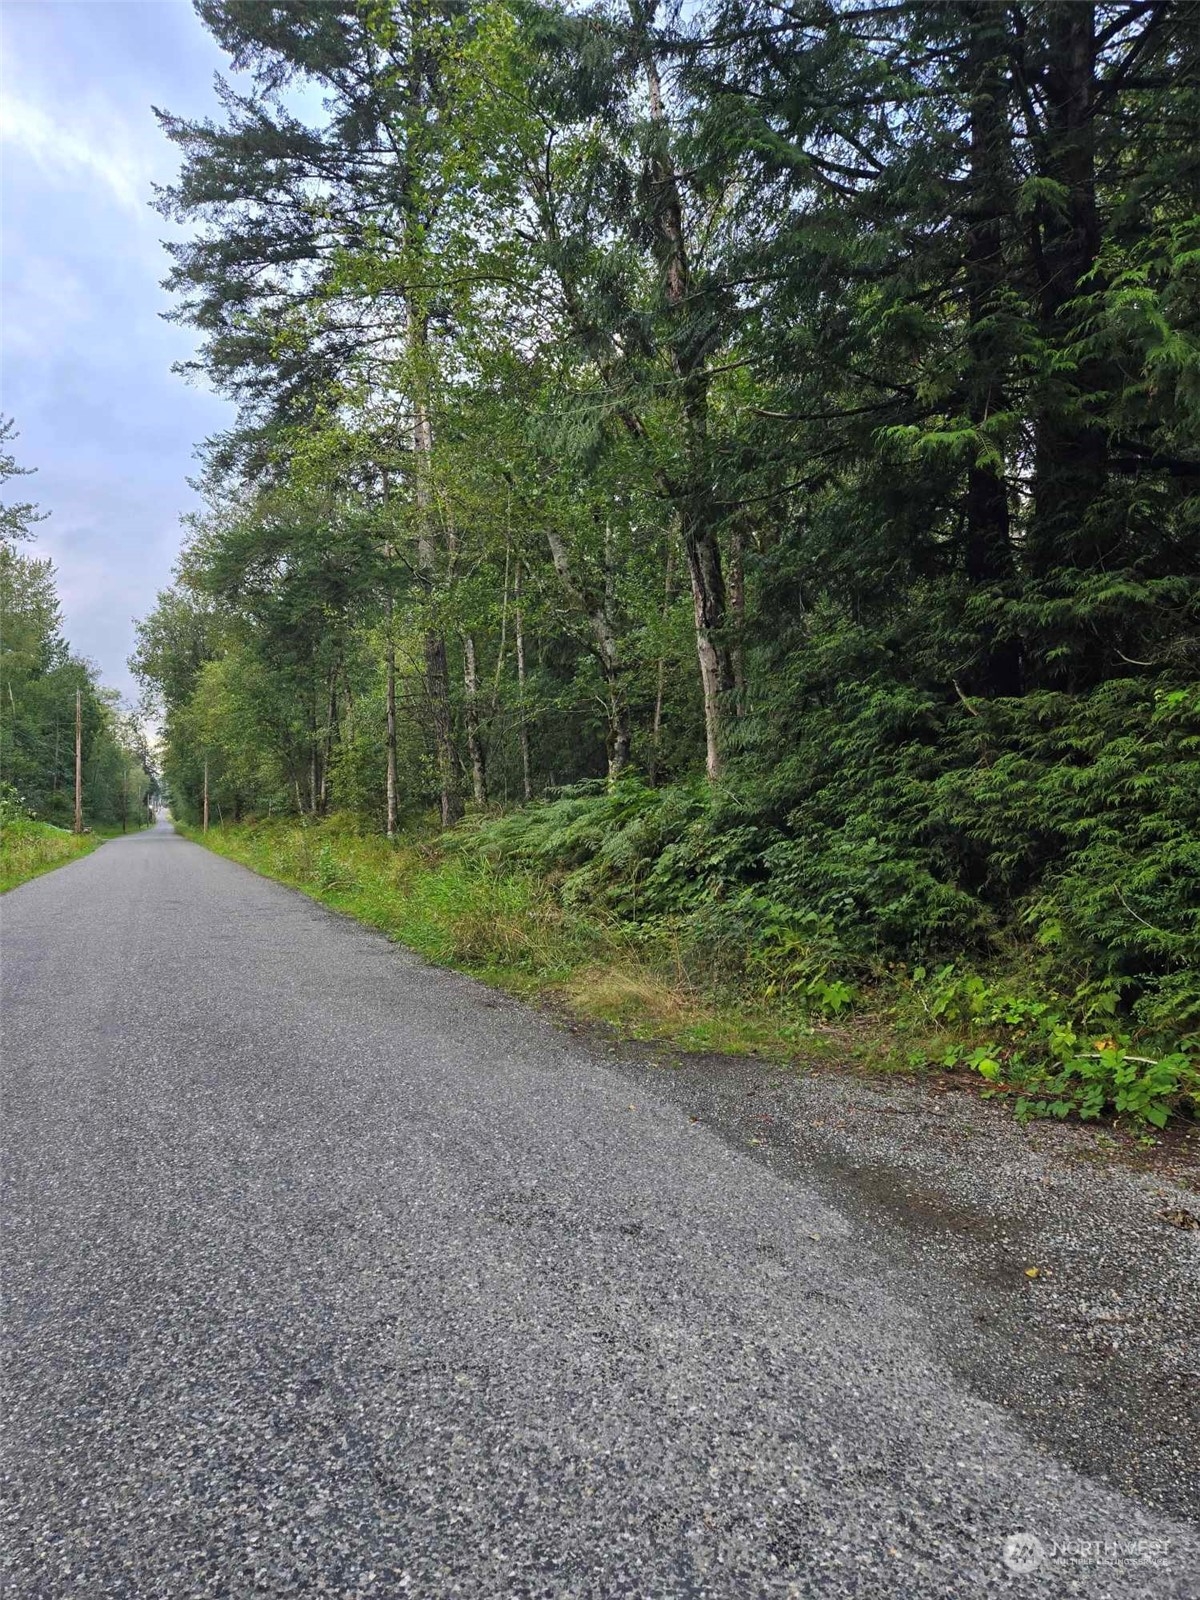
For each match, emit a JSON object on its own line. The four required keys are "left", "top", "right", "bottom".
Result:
{"left": 0, "top": 420, "right": 155, "bottom": 838}
{"left": 133, "top": 0, "right": 1199, "bottom": 1111}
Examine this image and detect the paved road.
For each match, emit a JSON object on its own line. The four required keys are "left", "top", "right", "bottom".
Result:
{"left": 2, "top": 822, "right": 1196, "bottom": 1599}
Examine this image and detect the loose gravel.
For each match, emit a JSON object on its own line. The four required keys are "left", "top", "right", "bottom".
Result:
{"left": 599, "top": 1044, "right": 1200, "bottom": 1524}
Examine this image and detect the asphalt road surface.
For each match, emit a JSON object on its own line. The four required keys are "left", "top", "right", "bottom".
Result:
{"left": 2, "top": 822, "right": 1197, "bottom": 1599}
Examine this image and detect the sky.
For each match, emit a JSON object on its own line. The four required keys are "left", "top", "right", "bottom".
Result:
{"left": 1, "top": 0, "right": 235, "bottom": 704}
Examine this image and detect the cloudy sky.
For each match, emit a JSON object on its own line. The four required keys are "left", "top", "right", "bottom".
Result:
{"left": 1, "top": 0, "right": 235, "bottom": 702}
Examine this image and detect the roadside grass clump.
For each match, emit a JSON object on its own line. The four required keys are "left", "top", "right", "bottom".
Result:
{"left": 187, "top": 797, "right": 1199, "bottom": 1132}
{"left": 0, "top": 784, "right": 134, "bottom": 892}
{"left": 0, "top": 817, "right": 97, "bottom": 892}
{"left": 563, "top": 964, "right": 826, "bottom": 1059}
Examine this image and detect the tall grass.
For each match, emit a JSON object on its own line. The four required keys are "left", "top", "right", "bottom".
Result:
{"left": 186, "top": 815, "right": 825, "bottom": 1060}
{"left": 187, "top": 812, "right": 1197, "bottom": 1128}
{"left": 0, "top": 820, "right": 99, "bottom": 893}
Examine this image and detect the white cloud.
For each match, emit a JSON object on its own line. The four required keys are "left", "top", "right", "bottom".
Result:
{"left": 0, "top": 87, "right": 155, "bottom": 217}
{"left": 0, "top": 1, "right": 233, "bottom": 700}
{"left": 1, "top": 254, "right": 94, "bottom": 360}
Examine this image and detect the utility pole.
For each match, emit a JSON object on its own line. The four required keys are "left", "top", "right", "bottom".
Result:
{"left": 73, "top": 689, "right": 83, "bottom": 834}
{"left": 203, "top": 757, "right": 209, "bottom": 834}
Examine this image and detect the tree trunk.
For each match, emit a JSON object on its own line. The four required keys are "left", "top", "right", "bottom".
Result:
{"left": 424, "top": 628, "right": 460, "bottom": 826}
{"left": 530, "top": 14, "right": 729, "bottom": 778}
{"left": 408, "top": 302, "right": 462, "bottom": 827}
{"left": 685, "top": 520, "right": 732, "bottom": 783}
{"left": 544, "top": 526, "right": 630, "bottom": 782}
{"left": 1027, "top": 2, "right": 1105, "bottom": 588}
{"left": 635, "top": 16, "right": 733, "bottom": 779}
{"left": 608, "top": 701, "right": 632, "bottom": 781}
{"left": 649, "top": 540, "right": 673, "bottom": 786}
{"left": 728, "top": 523, "right": 746, "bottom": 716}
{"left": 515, "top": 561, "right": 532, "bottom": 802}
{"left": 385, "top": 626, "right": 398, "bottom": 840}
{"left": 463, "top": 631, "right": 487, "bottom": 806}
{"left": 379, "top": 483, "right": 399, "bottom": 840}
{"left": 319, "top": 672, "right": 336, "bottom": 814}
{"left": 962, "top": 1, "right": 1022, "bottom": 698}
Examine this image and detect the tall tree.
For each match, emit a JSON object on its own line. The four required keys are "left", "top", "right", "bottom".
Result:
{"left": 156, "top": 0, "right": 491, "bottom": 823}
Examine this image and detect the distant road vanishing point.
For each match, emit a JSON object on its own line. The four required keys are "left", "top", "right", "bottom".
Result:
{"left": 2, "top": 821, "right": 1197, "bottom": 1598}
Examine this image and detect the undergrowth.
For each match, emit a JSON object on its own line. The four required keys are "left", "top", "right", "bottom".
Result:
{"left": 0, "top": 785, "right": 152, "bottom": 892}
{"left": 187, "top": 800, "right": 1199, "bottom": 1132}
{"left": 0, "top": 818, "right": 107, "bottom": 892}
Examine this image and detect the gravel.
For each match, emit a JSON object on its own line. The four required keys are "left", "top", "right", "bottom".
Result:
{"left": 1, "top": 821, "right": 1197, "bottom": 1599}
{"left": 598, "top": 1045, "right": 1200, "bottom": 1523}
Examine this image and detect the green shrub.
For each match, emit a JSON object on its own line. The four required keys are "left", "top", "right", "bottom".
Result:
{"left": 922, "top": 966, "right": 1198, "bottom": 1127}
{"left": 193, "top": 801, "right": 1198, "bottom": 1129}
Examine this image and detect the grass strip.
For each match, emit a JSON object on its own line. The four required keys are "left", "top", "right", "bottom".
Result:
{"left": 182, "top": 815, "right": 842, "bottom": 1067}
{"left": 0, "top": 820, "right": 149, "bottom": 894}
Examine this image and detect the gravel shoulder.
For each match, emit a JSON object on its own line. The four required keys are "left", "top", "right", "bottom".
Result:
{"left": 592, "top": 1038, "right": 1200, "bottom": 1523}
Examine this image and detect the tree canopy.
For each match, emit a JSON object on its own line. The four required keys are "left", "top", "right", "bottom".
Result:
{"left": 135, "top": 0, "right": 1200, "bottom": 1042}
{"left": 1, "top": 419, "right": 155, "bottom": 832}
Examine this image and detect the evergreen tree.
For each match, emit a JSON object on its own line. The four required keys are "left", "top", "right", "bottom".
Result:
{"left": 139, "top": 0, "right": 1200, "bottom": 1035}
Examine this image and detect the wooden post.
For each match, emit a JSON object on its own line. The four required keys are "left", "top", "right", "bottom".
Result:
{"left": 73, "top": 689, "right": 83, "bottom": 834}
{"left": 203, "top": 757, "right": 209, "bottom": 834}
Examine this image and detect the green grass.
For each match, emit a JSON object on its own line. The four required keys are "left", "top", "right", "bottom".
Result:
{"left": 181, "top": 815, "right": 843, "bottom": 1067}
{"left": 182, "top": 813, "right": 1199, "bottom": 1131}
{"left": 0, "top": 819, "right": 144, "bottom": 893}
{"left": 1, "top": 817, "right": 153, "bottom": 894}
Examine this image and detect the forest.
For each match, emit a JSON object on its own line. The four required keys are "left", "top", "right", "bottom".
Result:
{"left": 131, "top": 0, "right": 1199, "bottom": 1122}
{"left": 0, "top": 419, "right": 155, "bottom": 882}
